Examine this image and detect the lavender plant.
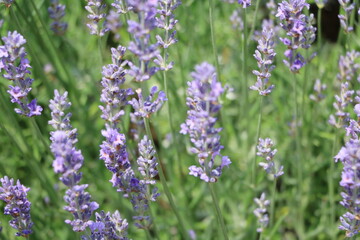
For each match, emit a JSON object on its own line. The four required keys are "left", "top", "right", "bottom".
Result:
{"left": 85, "top": 0, "right": 109, "bottom": 36}
{"left": 48, "top": 0, "right": 68, "bottom": 35}
{"left": 257, "top": 138, "right": 284, "bottom": 178}
{"left": 338, "top": 0, "right": 355, "bottom": 34}
{"left": 0, "top": 31, "right": 43, "bottom": 117}
{"left": 253, "top": 193, "right": 270, "bottom": 233}
{"left": 180, "top": 62, "right": 231, "bottom": 182}
{"left": 49, "top": 90, "right": 99, "bottom": 232}
{"left": 0, "top": 176, "right": 33, "bottom": 238}
{"left": 309, "top": 79, "right": 326, "bottom": 102}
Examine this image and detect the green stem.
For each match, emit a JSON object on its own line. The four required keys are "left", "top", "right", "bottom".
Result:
{"left": 252, "top": 96, "right": 263, "bottom": 187}
{"left": 317, "top": 8, "right": 322, "bottom": 51}
{"left": 209, "top": 0, "right": 222, "bottom": 83}
{"left": 143, "top": 119, "right": 190, "bottom": 240}
{"left": 270, "top": 179, "right": 277, "bottom": 227}
{"left": 248, "top": 0, "right": 261, "bottom": 43}
{"left": 208, "top": 183, "right": 229, "bottom": 240}
{"left": 242, "top": 8, "right": 249, "bottom": 147}
{"left": 98, "top": 37, "right": 104, "bottom": 66}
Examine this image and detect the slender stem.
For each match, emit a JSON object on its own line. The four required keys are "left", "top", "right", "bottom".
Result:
{"left": 208, "top": 183, "right": 229, "bottom": 240}
{"left": 242, "top": 8, "right": 249, "bottom": 147}
{"left": 209, "top": 0, "right": 222, "bottom": 83}
{"left": 248, "top": 1, "right": 261, "bottom": 43}
{"left": 252, "top": 96, "right": 263, "bottom": 187}
{"left": 270, "top": 178, "right": 277, "bottom": 227}
{"left": 30, "top": 118, "right": 49, "bottom": 152}
{"left": 143, "top": 119, "right": 190, "bottom": 240}
{"left": 98, "top": 37, "right": 104, "bottom": 66}
{"left": 145, "top": 229, "right": 153, "bottom": 240}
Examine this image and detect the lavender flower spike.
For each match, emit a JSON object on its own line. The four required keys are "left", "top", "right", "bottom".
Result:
{"left": 48, "top": 0, "right": 68, "bottom": 35}
{"left": 0, "top": 176, "right": 33, "bottom": 237}
{"left": 0, "top": 31, "right": 43, "bottom": 117}
{"left": 257, "top": 138, "right": 284, "bottom": 178}
{"left": 253, "top": 193, "right": 270, "bottom": 233}
{"left": 85, "top": 0, "right": 109, "bottom": 36}
{"left": 180, "top": 62, "right": 231, "bottom": 182}
{"left": 238, "top": 0, "right": 251, "bottom": 8}
{"left": 250, "top": 29, "right": 276, "bottom": 96}
{"left": 49, "top": 91, "right": 99, "bottom": 232}
{"left": 338, "top": 0, "right": 355, "bottom": 33}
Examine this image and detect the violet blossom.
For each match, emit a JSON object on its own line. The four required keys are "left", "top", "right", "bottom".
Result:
{"left": 49, "top": 90, "right": 99, "bottom": 232}
{"left": 257, "top": 138, "right": 284, "bottom": 178}
{"left": 253, "top": 193, "right": 270, "bottom": 233}
{"left": 180, "top": 62, "right": 231, "bottom": 182}
{"left": 338, "top": 0, "right": 355, "bottom": 33}
{"left": 250, "top": 28, "right": 276, "bottom": 96}
{"left": 0, "top": 176, "right": 33, "bottom": 238}
{"left": 48, "top": 0, "right": 68, "bottom": 35}
{"left": 0, "top": 31, "right": 43, "bottom": 117}
{"left": 85, "top": 0, "right": 109, "bottom": 36}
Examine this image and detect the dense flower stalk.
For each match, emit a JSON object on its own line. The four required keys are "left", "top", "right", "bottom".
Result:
{"left": 276, "top": 0, "right": 316, "bottom": 73}
{"left": 48, "top": 0, "right": 68, "bottom": 35}
{"left": 99, "top": 46, "right": 157, "bottom": 229}
{"left": 257, "top": 138, "right": 284, "bottom": 178}
{"left": 84, "top": 211, "right": 129, "bottom": 240}
{"left": 127, "top": 0, "right": 159, "bottom": 82}
{"left": 253, "top": 193, "right": 270, "bottom": 233}
{"left": 85, "top": 0, "right": 109, "bottom": 36}
{"left": 154, "top": 0, "right": 181, "bottom": 71}
{"left": 49, "top": 90, "right": 99, "bottom": 232}
{"left": 180, "top": 62, "right": 231, "bottom": 182}
{"left": 338, "top": 0, "right": 355, "bottom": 33}
{"left": 0, "top": 31, "right": 43, "bottom": 117}
{"left": 0, "top": 177, "right": 33, "bottom": 238}
{"left": 129, "top": 86, "right": 167, "bottom": 118}
{"left": 250, "top": 28, "right": 276, "bottom": 95}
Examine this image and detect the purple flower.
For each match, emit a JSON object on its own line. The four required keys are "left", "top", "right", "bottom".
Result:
{"left": 238, "top": 0, "right": 251, "bottom": 8}
{"left": 85, "top": 0, "right": 109, "bottom": 36}
{"left": 335, "top": 138, "right": 360, "bottom": 237}
{"left": 129, "top": 86, "right": 167, "bottom": 118}
{"left": 49, "top": 91, "right": 99, "bottom": 232}
{"left": 137, "top": 135, "right": 159, "bottom": 185}
{"left": 257, "top": 138, "right": 284, "bottom": 178}
{"left": 84, "top": 211, "right": 129, "bottom": 240}
{"left": 0, "top": 176, "right": 33, "bottom": 237}
{"left": 112, "top": 0, "right": 132, "bottom": 14}
{"left": 48, "top": 0, "right": 68, "bottom": 35}
{"left": 230, "top": 9, "right": 244, "bottom": 31}
{"left": 180, "top": 62, "right": 231, "bottom": 182}
{"left": 154, "top": 0, "right": 181, "bottom": 71}
{"left": 337, "top": 51, "right": 360, "bottom": 82}
{"left": 253, "top": 193, "right": 270, "bottom": 233}
{"left": 127, "top": 0, "right": 159, "bottom": 82}
{"left": 338, "top": 0, "right": 355, "bottom": 33}
{"left": 251, "top": 29, "right": 276, "bottom": 96}
{"left": 276, "top": 0, "right": 316, "bottom": 73}
{"left": 0, "top": 31, "right": 43, "bottom": 117}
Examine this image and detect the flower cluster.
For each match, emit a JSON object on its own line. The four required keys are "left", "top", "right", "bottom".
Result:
{"left": 180, "top": 62, "right": 231, "bottom": 182}
{"left": 112, "top": 0, "right": 132, "bottom": 14}
{"left": 257, "top": 138, "right": 284, "bottom": 179}
{"left": 84, "top": 211, "right": 129, "bottom": 240}
{"left": 253, "top": 193, "right": 270, "bottom": 233}
{"left": 309, "top": 79, "right": 326, "bottom": 102}
{"left": 238, "top": 0, "right": 251, "bottom": 8}
{"left": 276, "top": 0, "right": 316, "bottom": 73}
{"left": 0, "top": 176, "right": 33, "bottom": 237}
{"left": 0, "top": 31, "right": 43, "bottom": 117}
{"left": 85, "top": 0, "right": 109, "bottom": 36}
{"left": 250, "top": 28, "right": 276, "bottom": 96}
{"left": 337, "top": 51, "right": 360, "bottom": 82}
{"left": 338, "top": 0, "right": 355, "bottom": 33}
{"left": 127, "top": 0, "right": 159, "bottom": 82}
{"left": 230, "top": 9, "right": 244, "bottom": 31}
{"left": 49, "top": 91, "right": 99, "bottom": 232}
{"left": 154, "top": 0, "right": 181, "bottom": 71}
{"left": 129, "top": 86, "right": 167, "bottom": 119}
{"left": 48, "top": 0, "right": 68, "bottom": 35}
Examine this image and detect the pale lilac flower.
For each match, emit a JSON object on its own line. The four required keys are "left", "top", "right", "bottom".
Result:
{"left": 309, "top": 79, "right": 326, "bottom": 102}
{"left": 238, "top": 0, "right": 251, "bottom": 8}
{"left": 338, "top": 0, "right": 355, "bottom": 33}
{"left": 337, "top": 51, "right": 360, "bottom": 82}
{"left": 329, "top": 82, "right": 354, "bottom": 128}
{"left": 129, "top": 87, "right": 167, "bottom": 118}
{"left": 85, "top": 0, "right": 109, "bottom": 36}
{"left": 0, "top": 176, "right": 33, "bottom": 237}
{"left": 251, "top": 29, "right": 276, "bottom": 96}
{"left": 254, "top": 193, "right": 270, "bottom": 233}
{"left": 112, "top": 0, "right": 132, "bottom": 14}
{"left": 230, "top": 9, "right": 244, "bottom": 31}
{"left": 48, "top": 0, "right": 68, "bottom": 35}
{"left": 0, "top": 31, "right": 43, "bottom": 117}
{"left": 137, "top": 135, "right": 159, "bottom": 185}
{"left": 84, "top": 211, "right": 129, "bottom": 240}
{"left": 180, "top": 62, "right": 231, "bottom": 182}
{"left": 257, "top": 138, "right": 284, "bottom": 178}
{"left": 49, "top": 91, "right": 99, "bottom": 232}
{"left": 276, "top": 0, "right": 316, "bottom": 73}
{"left": 106, "top": 10, "right": 122, "bottom": 41}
